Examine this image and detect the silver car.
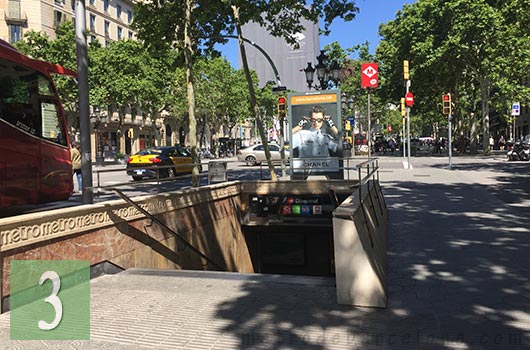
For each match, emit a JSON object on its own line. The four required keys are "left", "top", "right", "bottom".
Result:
{"left": 236, "top": 144, "right": 289, "bottom": 166}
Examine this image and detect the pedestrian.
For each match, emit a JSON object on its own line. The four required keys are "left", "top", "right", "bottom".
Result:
{"left": 291, "top": 105, "right": 339, "bottom": 157}
{"left": 70, "top": 142, "right": 82, "bottom": 193}
{"left": 499, "top": 135, "right": 506, "bottom": 151}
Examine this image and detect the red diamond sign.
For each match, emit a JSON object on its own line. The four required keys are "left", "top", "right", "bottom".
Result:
{"left": 361, "top": 63, "right": 378, "bottom": 89}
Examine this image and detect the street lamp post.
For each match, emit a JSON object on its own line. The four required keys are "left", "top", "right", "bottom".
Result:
{"left": 90, "top": 106, "right": 105, "bottom": 166}
{"left": 302, "top": 50, "right": 341, "bottom": 90}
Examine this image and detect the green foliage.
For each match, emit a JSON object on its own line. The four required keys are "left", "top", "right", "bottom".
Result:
{"left": 14, "top": 22, "right": 78, "bottom": 114}
{"left": 376, "top": 0, "right": 530, "bottom": 146}
{"left": 89, "top": 39, "right": 175, "bottom": 118}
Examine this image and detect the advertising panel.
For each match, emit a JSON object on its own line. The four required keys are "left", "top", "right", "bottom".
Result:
{"left": 288, "top": 91, "right": 342, "bottom": 178}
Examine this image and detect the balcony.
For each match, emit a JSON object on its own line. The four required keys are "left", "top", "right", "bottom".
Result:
{"left": 5, "top": 0, "right": 27, "bottom": 25}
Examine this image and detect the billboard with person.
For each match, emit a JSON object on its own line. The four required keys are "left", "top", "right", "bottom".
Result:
{"left": 288, "top": 91, "right": 343, "bottom": 179}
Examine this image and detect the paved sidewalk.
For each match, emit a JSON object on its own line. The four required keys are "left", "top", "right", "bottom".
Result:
{"left": 1, "top": 156, "right": 529, "bottom": 349}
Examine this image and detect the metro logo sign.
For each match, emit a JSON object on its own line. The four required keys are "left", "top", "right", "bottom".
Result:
{"left": 361, "top": 63, "right": 378, "bottom": 88}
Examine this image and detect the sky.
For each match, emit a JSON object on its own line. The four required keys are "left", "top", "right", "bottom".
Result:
{"left": 218, "top": 0, "right": 417, "bottom": 68}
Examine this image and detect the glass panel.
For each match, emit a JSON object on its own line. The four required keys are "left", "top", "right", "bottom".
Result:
{"left": 8, "top": 0, "right": 21, "bottom": 18}
{"left": 8, "top": 25, "right": 22, "bottom": 43}
{"left": 41, "top": 102, "right": 67, "bottom": 146}
{"left": 37, "top": 75, "right": 54, "bottom": 96}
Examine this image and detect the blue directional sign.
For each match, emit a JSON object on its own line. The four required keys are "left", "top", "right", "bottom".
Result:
{"left": 512, "top": 102, "right": 520, "bottom": 116}
{"left": 348, "top": 116, "right": 355, "bottom": 127}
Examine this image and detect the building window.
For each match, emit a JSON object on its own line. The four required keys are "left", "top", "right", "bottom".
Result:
{"left": 8, "top": 24, "right": 22, "bottom": 43}
{"left": 7, "top": 0, "right": 22, "bottom": 19}
{"left": 117, "top": 27, "right": 122, "bottom": 40}
{"left": 89, "top": 14, "right": 96, "bottom": 32}
{"left": 116, "top": 4, "right": 122, "bottom": 19}
{"left": 54, "top": 0, "right": 64, "bottom": 6}
{"left": 54, "top": 10, "right": 64, "bottom": 28}
{"left": 90, "top": 35, "right": 96, "bottom": 43}
{"left": 104, "top": 20, "right": 110, "bottom": 37}
{"left": 127, "top": 10, "right": 132, "bottom": 23}
{"left": 103, "top": 0, "right": 109, "bottom": 12}
{"left": 89, "top": 0, "right": 95, "bottom": 5}
{"left": 128, "top": 31, "right": 132, "bottom": 39}
{"left": 105, "top": 40, "right": 110, "bottom": 47}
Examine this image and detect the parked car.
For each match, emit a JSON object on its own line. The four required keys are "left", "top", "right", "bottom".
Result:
{"left": 126, "top": 146, "right": 201, "bottom": 181}
{"left": 236, "top": 143, "right": 289, "bottom": 166}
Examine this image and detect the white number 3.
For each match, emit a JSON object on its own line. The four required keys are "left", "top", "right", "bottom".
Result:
{"left": 38, "top": 271, "right": 63, "bottom": 331}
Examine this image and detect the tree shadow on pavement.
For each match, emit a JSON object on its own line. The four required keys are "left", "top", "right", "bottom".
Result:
{"left": 212, "top": 173, "right": 530, "bottom": 349}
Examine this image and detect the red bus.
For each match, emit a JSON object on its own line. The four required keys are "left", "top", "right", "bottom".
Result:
{"left": 0, "top": 39, "right": 76, "bottom": 208}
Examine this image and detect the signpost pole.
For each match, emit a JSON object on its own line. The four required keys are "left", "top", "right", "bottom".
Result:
{"left": 511, "top": 102, "right": 520, "bottom": 141}
{"left": 367, "top": 90, "right": 371, "bottom": 159}
{"left": 402, "top": 115, "right": 406, "bottom": 161}
{"left": 406, "top": 81, "right": 411, "bottom": 168}
{"left": 448, "top": 113, "right": 452, "bottom": 170}
{"left": 361, "top": 63, "right": 378, "bottom": 159}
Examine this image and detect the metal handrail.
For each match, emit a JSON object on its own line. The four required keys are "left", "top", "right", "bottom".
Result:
{"left": 90, "top": 157, "right": 380, "bottom": 197}
{"left": 111, "top": 188, "right": 224, "bottom": 271}
{"left": 355, "top": 158, "right": 380, "bottom": 200}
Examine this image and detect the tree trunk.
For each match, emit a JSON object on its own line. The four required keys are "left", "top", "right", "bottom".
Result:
{"left": 231, "top": 5, "right": 278, "bottom": 181}
{"left": 480, "top": 75, "right": 491, "bottom": 155}
{"left": 185, "top": 0, "right": 200, "bottom": 186}
{"left": 469, "top": 112, "right": 478, "bottom": 154}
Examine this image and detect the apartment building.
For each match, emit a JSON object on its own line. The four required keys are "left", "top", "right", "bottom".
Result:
{"left": 0, "top": 0, "right": 135, "bottom": 45}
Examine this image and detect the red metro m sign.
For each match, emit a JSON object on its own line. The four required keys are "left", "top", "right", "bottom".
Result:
{"left": 361, "top": 63, "right": 378, "bottom": 88}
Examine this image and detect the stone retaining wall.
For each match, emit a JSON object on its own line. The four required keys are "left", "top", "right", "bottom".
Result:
{"left": 1, "top": 182, "right": 253, "bottom": 306}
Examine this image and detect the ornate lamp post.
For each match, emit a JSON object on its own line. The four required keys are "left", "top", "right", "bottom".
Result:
{"left": 302, "top": 50, "right": 341, "bottom": 90}
{"left": 90, "top": 106, "right": 105, "bottom": 166}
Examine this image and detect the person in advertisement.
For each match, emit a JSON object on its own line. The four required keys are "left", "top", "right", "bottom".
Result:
{"left": 291, "top": 105, "right": 339, "bottom": 157}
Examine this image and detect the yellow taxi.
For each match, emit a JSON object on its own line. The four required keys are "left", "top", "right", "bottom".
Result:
{"left": 126, "top": 146, "right": 201, "bottom": 181}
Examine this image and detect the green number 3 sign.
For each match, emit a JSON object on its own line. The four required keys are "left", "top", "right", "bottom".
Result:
{"left": 10, "top": 260, "right": 90, "bottom": 340}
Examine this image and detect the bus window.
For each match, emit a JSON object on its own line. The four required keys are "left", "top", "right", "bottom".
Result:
{"left": 41, "top": 101, "right": 67, "bottom": 146}
{"left": 37, "top": 74, "right": 55, "bottom": 96}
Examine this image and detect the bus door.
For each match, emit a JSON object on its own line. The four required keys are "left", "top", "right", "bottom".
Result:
{"left": 39, "top": 98, "right": 72, "bottom": 202}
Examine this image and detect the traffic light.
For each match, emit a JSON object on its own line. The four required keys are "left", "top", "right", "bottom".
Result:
{"left": 403, "top": 60, "right": 409, "bottom": 80}
{"left": 401, "top": 98, "right": 406, "bottom": 117}
{"left": 277, "top": 96, "right": 286, "bottom": 120}
{"left": 442, "top": 93, "right": 452, "bottom": 115}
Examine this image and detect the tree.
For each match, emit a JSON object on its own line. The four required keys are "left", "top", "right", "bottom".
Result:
{"left": 89, "top": 39, "right": 174, "bottom": 121}
{"left": 376, "top": 0, "right": 530, "bottom": 154}
{"left": 134, "top": 0, "right": 360, "bottom": 181}
{"left": 193, "top": 56, "right": 256, "bottom": 153}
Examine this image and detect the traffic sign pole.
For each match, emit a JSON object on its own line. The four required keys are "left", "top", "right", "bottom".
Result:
{"left": 406, "top": 80, "right": 411, "bottom": 169}
{"left": 368, "top": 90, "right": 371, "bottom": 159}
{"left": 361, "top": 63, "right": 378, "bottom": 159}
{"left": 448, "top": 113, "right": 452, "bottom": 170}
